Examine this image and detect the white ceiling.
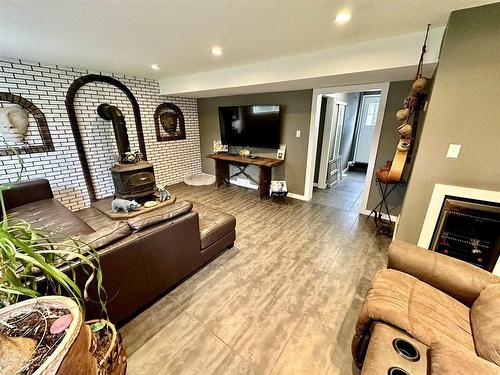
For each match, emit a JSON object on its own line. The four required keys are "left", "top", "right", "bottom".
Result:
{"left": 0, "top": 0, "right": 494, "bottom": 80}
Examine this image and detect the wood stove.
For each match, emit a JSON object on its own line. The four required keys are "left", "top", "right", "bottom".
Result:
{"left": 97, "top": 103, "right": 156, "bottom": 201}
{"left": 430, "top": 196, "right": 500, "bottom": 271}
{"left": 111, "top": 161, "right": 155, "bottom": 201}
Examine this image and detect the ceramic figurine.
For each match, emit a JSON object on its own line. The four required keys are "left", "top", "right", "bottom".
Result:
{"left": 111, "top": 198, "right": 141, "bottom": 212}
{"left": 122, "top": 151, "right": 140, "bottom": 164}
{"left": 158, "top": 186, "right": 171, "bottom": 202}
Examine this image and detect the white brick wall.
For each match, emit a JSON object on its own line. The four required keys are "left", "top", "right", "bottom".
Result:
{"left": 0, "top": 57, "right": 202, "bottom": 210}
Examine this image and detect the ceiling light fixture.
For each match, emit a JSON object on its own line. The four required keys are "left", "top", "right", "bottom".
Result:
{"left": 150, "top": 64, "right": 160, "bottom": 71}
{"left": 211, "top": 46, "right": 223, "bottom": 56}
{"left": 335, "top": 10, "right": 352, "bottom": 24}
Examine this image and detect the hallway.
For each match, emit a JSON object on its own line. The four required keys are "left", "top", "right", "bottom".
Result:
{"left": 311, "top": 171, "right": 366, "bottom": 213}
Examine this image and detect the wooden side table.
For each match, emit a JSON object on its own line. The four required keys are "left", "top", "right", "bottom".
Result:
{"left": 207, "top": 153, "right": 284, "bottom": 199}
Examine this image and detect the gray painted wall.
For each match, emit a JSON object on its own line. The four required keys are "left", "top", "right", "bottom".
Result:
{"left": 396, "top": 3, "right": 500, "bottom": 243}
{"left": 197, "top": 90, "right": 313, "bottom": 195}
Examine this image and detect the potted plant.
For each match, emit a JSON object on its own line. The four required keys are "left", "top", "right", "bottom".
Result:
{"left": 0, "top": 151, "right": 126, "bottom": 374}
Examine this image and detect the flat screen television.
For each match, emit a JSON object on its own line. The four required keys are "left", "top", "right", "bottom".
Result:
{"left": 218, "top": 105, "right": 281, "bottom": 148}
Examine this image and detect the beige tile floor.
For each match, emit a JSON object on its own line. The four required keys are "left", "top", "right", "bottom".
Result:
{"left": 311, "top": 171, "right": 366, "bottom": 213}
{"left": 91, "top": 172, "right": 388, "bottom": 375}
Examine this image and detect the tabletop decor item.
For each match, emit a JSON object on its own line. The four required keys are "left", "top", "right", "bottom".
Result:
{"left": 239, "top": 147, "right": 251, "bottom": 157}
{"left": 276, "top": 144, "right": 286, "bottom": 160}
{"left": 111, "top": 198, "right": 141, "bottom": 212}
{"left": 213, "top": 139, "right": 228, "bottom": 153}
{"left": 158, "top": 185, "right": 171, "bottom": 202}
{"left": 144, "top": 200, "right": 158, "bottom": 208}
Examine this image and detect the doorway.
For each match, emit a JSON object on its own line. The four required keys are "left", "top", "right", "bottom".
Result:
{"left": 305, "top": 83, "right": 390, "bottom": 215}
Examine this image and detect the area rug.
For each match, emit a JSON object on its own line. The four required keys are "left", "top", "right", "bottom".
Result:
{"left": 183, "top": 173, "right": 216, "bottom": 186}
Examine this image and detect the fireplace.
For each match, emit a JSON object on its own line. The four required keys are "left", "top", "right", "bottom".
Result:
{"left": 418, "top": 184, "right": 500, "bottom": 275}
{"left": 430, "top": 196, "right": 500, "bottom": 271}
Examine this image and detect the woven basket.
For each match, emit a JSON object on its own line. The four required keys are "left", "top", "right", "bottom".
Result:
{"left": 86, "top": 319, "right": 127, "bottom": 375}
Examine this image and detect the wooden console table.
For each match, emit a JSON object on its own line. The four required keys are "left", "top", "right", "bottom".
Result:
{"left": 207, "top": 153, "right": 284, "bottom": 199}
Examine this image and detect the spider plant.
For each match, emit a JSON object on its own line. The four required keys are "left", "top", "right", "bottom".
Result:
{"left": 0, "top": 147, "right": 107, "bottom": 316}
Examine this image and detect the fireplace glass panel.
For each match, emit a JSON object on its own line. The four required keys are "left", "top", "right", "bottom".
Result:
{"left": 430, "top": 196, "right": 500, "bottom": 271}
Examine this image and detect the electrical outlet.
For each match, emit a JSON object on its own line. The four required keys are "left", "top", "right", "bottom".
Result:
{"left": 446, "top": 144, "right": 461, "bottom": 158}
{"left": 296, "top": 130, "right": 301, "bottom": 138}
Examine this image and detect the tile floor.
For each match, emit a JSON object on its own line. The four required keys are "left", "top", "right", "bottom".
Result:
{"left": 311, "top": 170, "right": 367, "bottom": 213}
{"left": 80, "top": 175, "right": 389, "bottom": 375}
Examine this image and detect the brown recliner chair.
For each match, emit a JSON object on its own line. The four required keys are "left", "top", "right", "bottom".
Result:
{"left": 352, "top": 240, "right": 500, "bottom": 374}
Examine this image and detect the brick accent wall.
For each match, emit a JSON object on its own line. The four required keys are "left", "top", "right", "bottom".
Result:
{"left": 0, "top": 57, "right": 202, "bottom": 210}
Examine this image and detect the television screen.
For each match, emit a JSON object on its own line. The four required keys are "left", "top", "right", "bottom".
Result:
{"left": 218, "top": 105, "right": 281, "bottom": 148}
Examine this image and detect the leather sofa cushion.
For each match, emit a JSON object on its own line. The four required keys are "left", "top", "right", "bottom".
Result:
{"left": 127, "top": 201, "right": 193, "bottom": 232}
{"left": 79, "top": 221, "right": 131, "bottom": 250}
{"left": 430, "top": 341, "right": 500, "bottom": 374}
{"left": 58, "top": 221, "right": 131, "bottom": 263}
{"left": 194, "top": 203, "right": 236, "bottom": 250}
{"left": 3, "top": 179, "right": 53, "bottom": 211}
{"left": 7, "top": 198, "right": 94, "bottom": 237}
{"left": 359, "top": 269, "right": 475, "bottom": 351}
{"left": 471, "top": 283, "right": 500, "bottom": 366}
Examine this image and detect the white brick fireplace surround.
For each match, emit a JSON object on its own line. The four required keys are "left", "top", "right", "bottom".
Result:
{"left": 0, "top": 57, "right": 202, "bottom": 210}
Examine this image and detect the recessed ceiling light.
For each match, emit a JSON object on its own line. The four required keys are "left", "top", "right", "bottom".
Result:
{"left": 211, "top": 46, "right": 223, "bottom": 56}
{"left": 150, "top": 64, "right": 160, "bottom": 71}
{"left": 335, "top": 10, "right": 352, "bottom": 24}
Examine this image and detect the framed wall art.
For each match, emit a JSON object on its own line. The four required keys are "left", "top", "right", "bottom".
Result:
{"left": 154, "top": 102, "right": 186, "bottom": 142}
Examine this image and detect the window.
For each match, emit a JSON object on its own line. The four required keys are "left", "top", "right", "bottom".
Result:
{"left": 365, "top": 102, "right": 379, "bottom": 127}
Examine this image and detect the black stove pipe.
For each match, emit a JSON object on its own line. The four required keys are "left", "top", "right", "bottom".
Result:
{"left": 97, "top": 103, "right": 131, "bottom": 158}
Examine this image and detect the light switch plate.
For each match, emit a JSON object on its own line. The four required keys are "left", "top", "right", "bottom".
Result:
{"left": 446, "top": 144, "right": 461, "bottom": 158}
{"left": 296, "top": 130, "right": 301, "bottom": 138}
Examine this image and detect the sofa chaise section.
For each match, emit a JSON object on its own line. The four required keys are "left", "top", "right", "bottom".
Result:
{"left": 5, "top": 179, "right": 236, "bottom": 324}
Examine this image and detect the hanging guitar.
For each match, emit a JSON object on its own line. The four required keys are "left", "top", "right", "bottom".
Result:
{"left": 388, "top": 24, "right": 431, "bottom": 182}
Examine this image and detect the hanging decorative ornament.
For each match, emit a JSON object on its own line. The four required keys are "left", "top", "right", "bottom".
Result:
{"left": 411, "top": 77, "right": 428, "bottom": 93}
{"left": 397, "top": 137, "right": 411, "bottom": 152}
{"left": 396, "top": 108, "right": 410, "bottom": 121}
{"left": 397, "top": 123, "right": 413, "bottom": 136}
{"left": 403, "top": 95, "right": 418, "bottom": 112}
{"left": 387, "top": 24, "right": 431, "bottom": 182}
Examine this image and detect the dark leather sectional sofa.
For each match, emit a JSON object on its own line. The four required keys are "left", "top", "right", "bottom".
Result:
{"left": 4, "top": 179, "right": 236, "bottom": 324}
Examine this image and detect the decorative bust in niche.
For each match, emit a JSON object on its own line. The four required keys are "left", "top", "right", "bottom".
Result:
{"left": 160, "top": 110, "right": 178, "bottom": 135}
{"left": 0, "top": 104, "right": 29, "bottom": 143}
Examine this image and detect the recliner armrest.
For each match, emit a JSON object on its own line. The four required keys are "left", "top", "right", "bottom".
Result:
{"left": 388, "top": 239, "right": 500, "bottom": 307}
{"left": 430, "top": 341, "right": 500, "bottom": 374}
{"left": 3, "top": 179, "right": 54, "bottom": 211}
